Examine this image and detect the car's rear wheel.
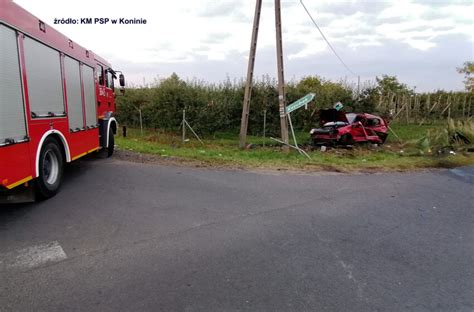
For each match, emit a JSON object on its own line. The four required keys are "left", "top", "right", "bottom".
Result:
{"left": 377, "top": 132, "right": 388, "bottom": 144}
{"left": 35, "top": 138, "right": 64, "bottom": 199}
{"left": 339, "top": 134, "right": 354, "bottom": 145}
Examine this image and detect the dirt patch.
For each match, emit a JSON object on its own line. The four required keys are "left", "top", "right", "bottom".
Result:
{"left": 115, "top": 149, "right": 211, "bottom": 168}
{"left": 114, "top": 149, "right": 343, "bottom": 175}
{"left": 114, "top": 149, "right": 439, "bottom": 175}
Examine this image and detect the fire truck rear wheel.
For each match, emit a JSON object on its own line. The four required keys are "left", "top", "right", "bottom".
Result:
{"left": 36, "top": 138, "right": 64, "bottom": 199}
{"left": 107, "top": 132, "right": 115, "bottom": 157}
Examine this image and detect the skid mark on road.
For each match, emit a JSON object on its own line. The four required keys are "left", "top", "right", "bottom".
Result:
{"left": 0, "top": 241, "right": 67, "bottom": 271}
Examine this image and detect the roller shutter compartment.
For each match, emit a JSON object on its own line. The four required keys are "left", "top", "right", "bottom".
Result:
{"left": 0, "top": 25, "right": 27, "bottom": 145}
{"left": 23, "top": 36, "right": 64, "bottom": 117}
{"left": 64, "top": 56, "right": 84, "bottom": 131}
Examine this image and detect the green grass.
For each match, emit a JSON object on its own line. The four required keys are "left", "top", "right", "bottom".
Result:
{"left": 115, "top": 124, "right": 474, "bottom": 172}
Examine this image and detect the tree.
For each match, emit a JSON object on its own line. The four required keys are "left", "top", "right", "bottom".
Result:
{"left": 375, "top": 75, "right": 413, "bottom": 96}
{"left": 354, "top": 86, "right": 378, "bottom": 113}
{"left": 457, "top": 61, "right": 474, "bottom": 93}
{"left": 297, "top": 76, "right": 322, "bottom": 93}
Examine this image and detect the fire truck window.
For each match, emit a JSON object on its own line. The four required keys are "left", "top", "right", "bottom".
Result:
{"left": 0, "top": 25, "right": 27, "bottom": 144}
{"left": 97, "top": 65, "right": 104, "bottom": 85}
{"left": 24, "top": 37, "right": 64, "bottom": 116}
{"left": 82, "top": 65, "right": 97, "bottom": 127}
{"left": 106, "top": 70, "right": 114, "bottom": 90}
{"left": 64, "top": 57, "right": 84, "bottom": 131}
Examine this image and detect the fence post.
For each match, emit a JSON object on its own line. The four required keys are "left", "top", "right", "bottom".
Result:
{"left": 405, "top": 95, "right": 410, "bottom": 124}
{"left": 263, "top": 109, "right": 267, "bottom": 147}
{"left": 462, "top": 94, "right": 467, "bottom": 118}
{"left": 182, "top": 109, "right": 186, "bottom": 143}
{"left": 466, "top": 96, "right": 472, "bottom": 118}
{"left": 426, "top": 94, "right": 431, "bottom": 114}
{"left": 389, "top": 94, "right": 393, "bottom": 116}
{"left": 440, "top": 95, "right": 451, "bottom": 118}
{"left": 139, "top": 109, "right": 143, "bottom": 136}
{"left": 454, "top": 95, "right": 459, "bottom": 119}
{"left": 413, "top": 94, "right": 418, "bottom": 123}
{"left": 377, "top": 93, "right": 383, "bottom": 109}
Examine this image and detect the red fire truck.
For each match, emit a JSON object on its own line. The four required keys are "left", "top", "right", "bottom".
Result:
{"left": 0, "top": 1, "right": 124, "bottom": 202}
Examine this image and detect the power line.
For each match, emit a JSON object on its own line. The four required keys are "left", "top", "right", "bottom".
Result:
{"left": 299, "top": 0, "right": 357, "bottom": 77}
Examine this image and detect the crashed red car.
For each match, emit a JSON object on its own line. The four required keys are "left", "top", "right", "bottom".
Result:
{"left": 310, "top": 109, "right": 389, "bottom": 146}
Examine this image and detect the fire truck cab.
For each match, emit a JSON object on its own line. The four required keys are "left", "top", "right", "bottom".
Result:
{"left": 0, "top": 1, "right": 124, "bottom": 202}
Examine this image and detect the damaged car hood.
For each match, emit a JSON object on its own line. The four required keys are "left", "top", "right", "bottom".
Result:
{"left": 319, "top": 109, "right": 349, "bottom": 126}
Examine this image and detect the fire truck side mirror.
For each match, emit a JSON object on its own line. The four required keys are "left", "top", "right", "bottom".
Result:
{"left": 119, "top": 74, "right": 125, "bottom": 87}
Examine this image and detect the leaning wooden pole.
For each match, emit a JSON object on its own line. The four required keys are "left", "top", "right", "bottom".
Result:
{"left": 274, "top": 0, "right": 289, "bottom": 150}
{"left": 239, "top": 0, "right": 263, "bottom": 149}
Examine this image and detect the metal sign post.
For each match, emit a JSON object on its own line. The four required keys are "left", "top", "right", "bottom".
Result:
{"left": 279, "top": 93, "right": 317, "bottom": 159}
{"left": 286, "top": 112, "right": 309, "bottom": 158}
{"left": 270, "top": 137, "right": 311, "bottom": 159}
{"left": 287, "top": 113, "right": 298, "bottom": 149}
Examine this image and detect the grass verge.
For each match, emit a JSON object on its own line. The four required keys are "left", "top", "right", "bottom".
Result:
{"left": 115, "top": 125, "right": 474, "bottom": 173}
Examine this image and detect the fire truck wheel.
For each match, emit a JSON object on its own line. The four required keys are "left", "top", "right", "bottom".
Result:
{"left": 107, "top": 132, "right": 115, "bottom": 157}
{"left": 36, "top": 138, "right": 64, "bottom": 199}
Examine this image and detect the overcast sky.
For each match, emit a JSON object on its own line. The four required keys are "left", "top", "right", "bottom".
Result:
{"left": 14, "top": 0, "right": 474, "bottom": 92}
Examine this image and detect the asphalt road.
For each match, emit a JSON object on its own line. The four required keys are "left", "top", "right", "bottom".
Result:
{"left": 0, "top": 156, "right": 473, "bottom": 312}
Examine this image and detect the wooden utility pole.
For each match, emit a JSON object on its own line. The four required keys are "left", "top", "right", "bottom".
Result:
{"left": 239, "top": 0, "right": 263, "bottom": 149}
{"left": 239, "top": 0, "right": 289, "bottom": 150}
{"left": 274, "top": 0, "right": 289, "bottom": 150}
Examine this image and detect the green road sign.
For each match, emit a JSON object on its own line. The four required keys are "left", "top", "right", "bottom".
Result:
{"left": 334, "top": 101, "right": 343, "bottom": 111}
{"left": 286, "top": 93, "right": 315, "bottom": 114}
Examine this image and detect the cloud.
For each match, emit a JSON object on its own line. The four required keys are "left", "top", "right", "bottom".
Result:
{"left": 197, "top": 1, "right": 243, "bottom": 18}
{"left": 316, "top": 1, "right": 392, "bottom": 16}
{"left": 12, "top": 0, "right": 473, "bottom": 91}
{"left": 114, "top": 32, "right": 471, "bottom": 92}
{"left": 202, "top": 32, "right": 232, "bottom": 44}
